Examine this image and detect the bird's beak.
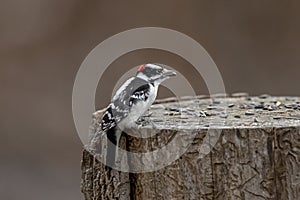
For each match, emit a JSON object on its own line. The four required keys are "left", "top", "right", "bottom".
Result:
{"left": 162, "top": 68, "right": 176, "bottom": 78}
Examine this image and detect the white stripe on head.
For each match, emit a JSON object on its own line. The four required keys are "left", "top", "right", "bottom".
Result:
{"left": 146, "top": 63, "right": 162, "bottom": 69}
{"left": 136, "top": 73, "right": 148, "bottom": 81}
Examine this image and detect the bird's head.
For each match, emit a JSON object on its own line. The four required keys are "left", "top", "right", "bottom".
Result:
{"left": 136, "top": 63, "right": 176, "bottom": 84}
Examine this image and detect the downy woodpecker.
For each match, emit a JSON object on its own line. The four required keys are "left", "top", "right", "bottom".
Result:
{"left": 100, "top": 63, "right": 176, "bottom": 167}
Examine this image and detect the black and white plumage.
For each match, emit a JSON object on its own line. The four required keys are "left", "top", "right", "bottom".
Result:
{"left": 101, "top": 77, "right": 151, "bottom": 131}
{"left": 100, "top": 63, "right": 176, "bottom": 167}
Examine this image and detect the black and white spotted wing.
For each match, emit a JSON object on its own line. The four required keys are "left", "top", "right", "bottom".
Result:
{"left": 100, "top": 77, "right": 150, "bottom": 131}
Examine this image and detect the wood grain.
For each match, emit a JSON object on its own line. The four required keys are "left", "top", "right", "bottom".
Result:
{"left": 81, "top": 95, "right": 300, "bottom": 199}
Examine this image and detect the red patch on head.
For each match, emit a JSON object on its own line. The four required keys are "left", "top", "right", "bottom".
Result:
{"left": 138, "top": 64, "right": 145, "bottom": 72}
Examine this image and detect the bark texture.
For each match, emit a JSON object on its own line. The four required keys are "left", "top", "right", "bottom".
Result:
{"left": 81, "top": 95, "right": 300, "bottom": 199}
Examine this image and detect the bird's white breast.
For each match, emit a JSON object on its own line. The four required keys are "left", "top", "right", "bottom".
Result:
{"left": 118, "top": 84, "right": 157, "bottom": 129}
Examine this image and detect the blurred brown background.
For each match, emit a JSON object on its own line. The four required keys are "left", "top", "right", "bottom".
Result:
{"left": 1, "top": 0, "right": 299, "bottom": 199}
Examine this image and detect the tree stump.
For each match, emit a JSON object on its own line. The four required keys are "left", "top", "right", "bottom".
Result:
{"left": 81, "top": 94, "right": 300, "bottom": 200}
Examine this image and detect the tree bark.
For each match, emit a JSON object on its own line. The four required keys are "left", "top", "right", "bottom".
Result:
{"left": 81, "top": 95, "right": 300, "bottom": 199}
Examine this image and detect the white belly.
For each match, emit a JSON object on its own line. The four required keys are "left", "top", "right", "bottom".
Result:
{"left": 118, "top": 85, "right": 157, "bottom": 129}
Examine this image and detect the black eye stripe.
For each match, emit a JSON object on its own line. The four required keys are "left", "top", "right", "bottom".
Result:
{"left": 142, "top": 67, "right": 163, "bottom": 77}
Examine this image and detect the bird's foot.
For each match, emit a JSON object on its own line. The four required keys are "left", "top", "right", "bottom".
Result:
{"left": 135, "top": 116, "right": 148, "bottom": 127}
{"left": 137, "top": 119, "right": 158, "bottom": 129}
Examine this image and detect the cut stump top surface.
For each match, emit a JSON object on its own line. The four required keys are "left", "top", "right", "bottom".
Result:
{"left": 120, "top": 95, "right": 300, "bottom": 130}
